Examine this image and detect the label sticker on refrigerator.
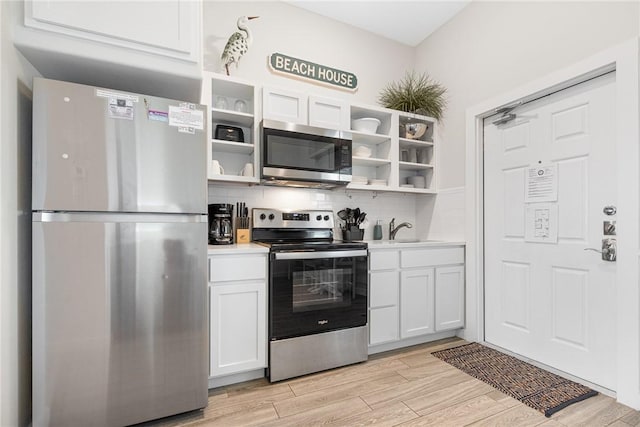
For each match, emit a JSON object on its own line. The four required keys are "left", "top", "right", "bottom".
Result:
{"left": 108, "top": 98, "right": 134, "bottom": 120}
{"left": 168, "top": 106, "right": 204, "bottom": 130}
{"left": 148, "top": 110, "right": 169, "bottom": 122}
{"left": 178, "top": 126, "right": 195, "bottom": 134}
{"left": 96, "top": 89, "right": 139, "bottom": 103}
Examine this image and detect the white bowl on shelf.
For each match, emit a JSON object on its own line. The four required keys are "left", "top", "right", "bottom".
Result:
{"left": 352, "top": 118, "right": 381, "bottom": 134}
{"left": 353, "top": 145, "right": 372, "bottom": 158}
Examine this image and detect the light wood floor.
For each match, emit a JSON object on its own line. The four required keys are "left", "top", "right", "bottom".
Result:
{"left": 144, "top": 338, "right": 640, "bottom": 426}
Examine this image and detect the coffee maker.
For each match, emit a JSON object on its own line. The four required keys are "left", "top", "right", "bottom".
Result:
{"left": 208, "top": 204, "right": 233, "bottom": 245}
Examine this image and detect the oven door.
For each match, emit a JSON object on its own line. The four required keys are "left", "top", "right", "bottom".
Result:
{"left": 269, "top": 249, "right": 368, "bottom": 340}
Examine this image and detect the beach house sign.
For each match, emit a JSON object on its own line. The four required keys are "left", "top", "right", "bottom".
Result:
{"left": 269, "top": 52, "right": 358, "bottom": 91}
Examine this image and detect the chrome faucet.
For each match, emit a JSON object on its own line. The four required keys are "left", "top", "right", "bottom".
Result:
{"left": 389, "top": 218, "right": 413, "bottom": 240}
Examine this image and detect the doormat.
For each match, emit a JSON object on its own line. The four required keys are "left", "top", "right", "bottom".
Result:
{"left": 431, "top": 343, "right": 598, "bottom": 417}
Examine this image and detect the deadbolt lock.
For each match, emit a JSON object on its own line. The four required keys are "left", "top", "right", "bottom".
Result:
{"left": 604, "top": 221, "right": 616, "bottom": 236}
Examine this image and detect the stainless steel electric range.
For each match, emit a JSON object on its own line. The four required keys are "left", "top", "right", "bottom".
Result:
{"left": 252, "top": 208, "right": 368, "bottom": 382}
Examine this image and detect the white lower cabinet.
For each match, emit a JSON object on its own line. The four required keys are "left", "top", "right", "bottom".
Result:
{"left": 208, "top": 253, "right": 267, "bottom": 378}
{"left": 368, "top": 244, "right": 465, "bottom": 350}
{"left": 400, "top": 268, "right": 435, "bottom": 338}
{"left": 435, "top": 265, "right": 465, "bottom": 331}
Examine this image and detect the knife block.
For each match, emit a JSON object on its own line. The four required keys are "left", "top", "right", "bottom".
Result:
{"left": 236, "top": 228, "right": 250, "bottom": 243}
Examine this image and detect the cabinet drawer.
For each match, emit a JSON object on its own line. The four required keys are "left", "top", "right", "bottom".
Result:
{"left": 369, "top": 249, "right": 399, "bottom": 271}
{"left": 370, "top": 271, "right": 398, "bottom": 308}
{"left": 209, "top": 255, "right": 266, "bottom": 283}
{"left": 401, "top": 247, "right": 464, "bottom": 268}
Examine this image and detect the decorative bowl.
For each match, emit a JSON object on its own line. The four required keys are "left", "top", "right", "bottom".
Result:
{"left": 352, "top": 118, "right": 381, "bottom": 134}
{"left": 405, "top": 123, "right": 428, "bottom": 140}
{"left": 354, "top": 145, "right": 372, "bottom": 158}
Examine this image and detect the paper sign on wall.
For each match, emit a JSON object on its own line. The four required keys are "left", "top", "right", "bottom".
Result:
{"left": 525, "top": 164, "right": 557, "bottom": 202}
{"left": 525, "top": 203, "right": 558, "bottom": 243}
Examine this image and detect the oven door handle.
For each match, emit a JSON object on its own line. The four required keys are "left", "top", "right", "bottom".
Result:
{"left": 273, "top": 249, "right": 368, "bottom": 260}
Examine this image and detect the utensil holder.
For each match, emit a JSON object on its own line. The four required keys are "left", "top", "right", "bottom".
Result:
{"left": 342, "top": 228, "right": 364, "bottom": 242}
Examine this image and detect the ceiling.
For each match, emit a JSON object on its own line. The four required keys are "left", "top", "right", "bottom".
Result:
{"left": 286, "top": 1, "right": 471, "bottom": 47}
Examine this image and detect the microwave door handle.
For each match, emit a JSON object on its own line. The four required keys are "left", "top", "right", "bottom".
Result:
{"left": 273, "top": 250, "right": 367, "bottom": 260}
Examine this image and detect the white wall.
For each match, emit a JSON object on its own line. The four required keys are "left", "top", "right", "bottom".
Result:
{"left": 202, "top": 1, "right": 414, "bottom": 105}
{"left": 415, "top": 1, "right": 639, "bottom": 190}
{"left": 1, "top": 1, "right": 40, "bottom": 425}
{"left": 208, "top": 185, "right": 418, "bottom": 241}
{"left": 203, "top": 1, "right": 420, "bottom": 235}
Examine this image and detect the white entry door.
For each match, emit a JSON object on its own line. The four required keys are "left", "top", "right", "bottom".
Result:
{"left": 484, "top": 72, "right": 617, "bottom": 390}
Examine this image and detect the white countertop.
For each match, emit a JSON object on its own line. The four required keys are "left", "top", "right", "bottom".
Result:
{"left": 207, "top": 243, "right": 269, "bottom": 255}
{"left": 207, "top": 240, "right": 465, "bottom": 254}
{"left": 365, "top": 240, "right": 466, "bottom": 248}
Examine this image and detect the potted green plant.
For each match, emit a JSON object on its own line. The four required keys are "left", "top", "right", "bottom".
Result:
{"left": 378, "top": 71, "right": 447, "bottom": 121}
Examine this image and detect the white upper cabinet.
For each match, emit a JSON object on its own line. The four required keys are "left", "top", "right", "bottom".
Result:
{"left": 308, "top": 95, "right": 350, "bottom": 130}
{"left": 263, "top": 87, "right": 308, "bottom": 125}
{"left": 262, "top": 87, "right": 350, "bottom": 130}
{"left": 14, "top": 0, "right": 203, "bottom": 102}
{"left": 25, "top": 1, "right": 200, "bottom": 62}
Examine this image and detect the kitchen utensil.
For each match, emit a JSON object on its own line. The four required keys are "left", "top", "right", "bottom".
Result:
{"left": 417, "top": 148, "right": 429, "bottom": 164}
{"left": 234, "top": 99, "right": 247, "bottom": 113}
{"left": 211, "top": 160, "right": 224, "bottom": 175}
{"left": 407, "top": 175, "right": 426, "bottom": 188}
{"left": 409, "top": 148, "right": 418, "bottom": 163}
{"left": 337, "top": 209, "right": 348, "bottom": 221}
{"left": 357, "top": 212, "right": 366, "bottom": 226}
{"left": 354, "top": 145, "right": 372, "bottom": 158}
{"left": 405, "top": 123, "right": 428, "bottom": 140}
{"left": 369, "top": 178, "right": 387, "bottom": 186}
{"left": 215, "top": 96, "right": 228, "bottom": 110}
{"left": 240, "top": 163, "right": 254, "bottom": 177}
{"left": 351, "top": 117, "right": 381, "bottom": 134}
{"left": 400, "top": 149, "right": 409, "bottom": 162}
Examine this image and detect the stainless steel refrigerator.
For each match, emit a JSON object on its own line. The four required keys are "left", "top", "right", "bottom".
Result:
{"left": 32, "top": 78, "right": 208, "bottom": 426}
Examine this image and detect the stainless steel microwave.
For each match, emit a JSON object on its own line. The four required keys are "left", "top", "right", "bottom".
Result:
{"left": 261, "top": 119, "right": 352, "bottom": 188}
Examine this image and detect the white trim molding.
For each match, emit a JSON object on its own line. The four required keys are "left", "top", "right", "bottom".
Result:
{"left": 464, "top": 37, "right": 640, "bottom": 409}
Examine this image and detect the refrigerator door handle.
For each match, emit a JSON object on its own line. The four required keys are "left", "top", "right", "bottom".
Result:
{"left": 33, "top": 212, "right": 208, "bottom": 223}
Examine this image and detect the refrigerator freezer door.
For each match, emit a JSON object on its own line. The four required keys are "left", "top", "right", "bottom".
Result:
{"left": 32, "top": 78, "right": 207, "bottom": 213}
{"left": 32, "top": 217, "right": 208, "bottom": 426}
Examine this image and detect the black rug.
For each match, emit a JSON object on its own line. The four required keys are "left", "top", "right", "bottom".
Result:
{"left": 432, "top": 343, "right": 598, "bottom": 417}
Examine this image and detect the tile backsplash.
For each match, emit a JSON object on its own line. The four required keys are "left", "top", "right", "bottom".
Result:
{"left": 208, "top": 184, "right": 418, "bottom": 241}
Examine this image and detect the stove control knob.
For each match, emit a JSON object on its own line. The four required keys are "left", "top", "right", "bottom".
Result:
{"left": 323, "top": 215, "right": 330, "bottom": 221}
{"left": 268, "top": 214, "right": 275, "bottom": 221}
{"left": 316, "top": 215, "right": 322, "bottom": 221}
{"left": 259, "top": 213, "right": 266, "bottom": 220}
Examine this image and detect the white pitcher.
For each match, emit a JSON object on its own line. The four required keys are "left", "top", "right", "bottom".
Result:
{"left": 240, "top": 162, "right": 254, "bottom": 177}
{"left": 211, "top": 160, "right": 224, "bottom": 175}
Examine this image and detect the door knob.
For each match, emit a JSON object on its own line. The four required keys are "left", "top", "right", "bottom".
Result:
{"left": 584, "top": 238, "right": 616, "bottom": 262}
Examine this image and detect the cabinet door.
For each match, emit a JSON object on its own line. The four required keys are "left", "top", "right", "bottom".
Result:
{"left": 400, "top": 268, "right": 435, "bottom": 338}
{"left": 370, "top": 270, "right": 398, "bottom": 308}
{"left": 263, "top": 87, "right": 308, "bottom": 124}
{"left": 210, "top": 281, "right": 266, "bottom": 377}
{"left": 369, "top": 306, "right": 399, "bottom": 345}
{"left": 435, "top": 265, "right": 465, "bottom": 331}
{"left": 26, "top": 1, "right": 201, "bottom": 62}
{"left": 308, "top": 96, "right": 350, "bottom": 130}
